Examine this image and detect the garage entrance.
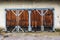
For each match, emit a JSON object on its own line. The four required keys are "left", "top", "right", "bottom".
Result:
{"left": 6, "top": 8, "right": 54, "bottom": 32}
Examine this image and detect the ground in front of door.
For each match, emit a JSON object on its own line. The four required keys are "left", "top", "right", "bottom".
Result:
{"left": 0, "top": 32, "right": 60, "bottom": 40}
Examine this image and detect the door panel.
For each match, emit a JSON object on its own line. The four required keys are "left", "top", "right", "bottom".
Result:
{"left": 31, "top": 10, "right": 42, "bottom": 27}
{"left": 43, "top": 9, "right": 53, "bottom": 27}
{"left": 19, "top": 10, "right": 29, "bottom": 27}
{"left": 6, "top": 10, "right": 16, "bottom": 26}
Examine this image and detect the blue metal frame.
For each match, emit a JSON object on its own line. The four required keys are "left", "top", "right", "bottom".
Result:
{"left": 5, "top": 8, "right": 54, "bottom": 11}
{"left": 5, "top": 8, "right": 55, "bottom": 32}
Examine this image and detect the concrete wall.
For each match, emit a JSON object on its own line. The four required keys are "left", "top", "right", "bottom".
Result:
{"left": 0, "top": 1, "right": 60, "bottom": 29}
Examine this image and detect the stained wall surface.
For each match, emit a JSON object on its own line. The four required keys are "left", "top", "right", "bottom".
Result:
{"left": 0, "top": 1, "right": 60, "bottom": 30}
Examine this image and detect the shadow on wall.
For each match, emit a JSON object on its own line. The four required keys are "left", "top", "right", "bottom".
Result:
{"left": 0, "top": 0, "right": 60, "bottom": 2}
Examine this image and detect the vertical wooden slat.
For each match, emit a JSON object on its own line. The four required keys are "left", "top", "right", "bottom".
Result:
{"left": 6, "top": 10, "right": 11, "bottom": 26}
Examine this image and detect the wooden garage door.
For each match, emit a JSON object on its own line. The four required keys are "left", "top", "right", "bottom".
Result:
{"left": 31, "top": 9, "right": 53, "bottom": 27}
{"left": 43, "top": 9, "right": 53, "bottom": 27}
{"left": 6, "top": 10, "right": 29, "bottom": 27}
{"left": 6, "top": 9, "right": 54, "bottom": 32}
{"left": 31, "top": 10, "right": 42, "bottom": 27}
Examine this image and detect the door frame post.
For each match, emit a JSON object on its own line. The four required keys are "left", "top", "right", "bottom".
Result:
{"left": 41, "top": 10, "right": 44, "bottom": 31}
{"left": 28, "top": 10, "right": 32, "bottom": 31}
{"left": 53, "top": 9, "right": 55, "bottom": 31}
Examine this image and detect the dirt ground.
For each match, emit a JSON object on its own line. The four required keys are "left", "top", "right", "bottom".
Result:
{"left": 0, "top": 32, "right": 60, "bottom": 40}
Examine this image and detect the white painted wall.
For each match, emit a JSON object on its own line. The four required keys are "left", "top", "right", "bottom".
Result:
{"left": 0, "top": 2, "right": 60, "bottom": 29}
